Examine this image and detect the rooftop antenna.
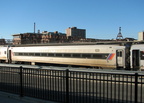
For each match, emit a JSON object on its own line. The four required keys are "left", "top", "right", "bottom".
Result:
{"left": 116, "top": 27, "right": 123, "bottom": 39}
{"left": 34, "top": 22, "right": 36, "bottom": 34}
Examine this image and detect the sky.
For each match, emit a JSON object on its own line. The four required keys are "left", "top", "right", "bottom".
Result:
{"left": 0, "top": 0, "right": 144, "bottom": 39}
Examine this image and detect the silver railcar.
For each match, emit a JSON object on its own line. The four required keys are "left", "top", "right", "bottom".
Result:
{"left": 2, "top": 45, "right": 127, "bottom": 69}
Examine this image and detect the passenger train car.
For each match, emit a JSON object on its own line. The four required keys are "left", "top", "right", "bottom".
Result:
{"left": 0, "top": 44, "right": 143, "bottom": 70}
{"left": 130, "top": 44, "right": 144, "bottom": 70}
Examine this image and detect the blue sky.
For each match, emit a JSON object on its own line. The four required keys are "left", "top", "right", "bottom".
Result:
{"left": 0, "top": 0, "right": 144, "bottom": 39}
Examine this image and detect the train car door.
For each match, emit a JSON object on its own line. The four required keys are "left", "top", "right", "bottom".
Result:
{"left": 116, "top": 50, "right": 124, "bottom": 68}
{"left": 8, "top": 50, "right": 12, "bottom": 63}
{"left": 132, "top": 50, "right": 140, "bottom": 70}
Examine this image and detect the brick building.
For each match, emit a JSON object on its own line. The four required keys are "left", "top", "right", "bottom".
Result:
{"left": 41, "top": 31, "right": 67, "bottom": 43}
{"left": 13, "top": 33, "right": 42, "bottom": 45}
{"left": 12, "top": 31, "right": 67, "bottom": 45}
{"left": 0, "top": 39, "right": 6, "bottom": 45}
{"left": 12, "top": 27, "right": 86, "bottom": 45}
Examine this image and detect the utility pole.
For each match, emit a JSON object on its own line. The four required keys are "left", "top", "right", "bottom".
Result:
{"left": 34, "top": 22, "right": 36, "bottom": 34}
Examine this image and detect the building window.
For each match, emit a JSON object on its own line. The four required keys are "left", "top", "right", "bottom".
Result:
{"left": 13, "top": 36, "right": 20, "bottom": 38}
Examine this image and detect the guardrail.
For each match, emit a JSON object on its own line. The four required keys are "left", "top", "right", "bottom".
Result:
{"left": 0, "top": 66, "right": 143, "bottom": 103}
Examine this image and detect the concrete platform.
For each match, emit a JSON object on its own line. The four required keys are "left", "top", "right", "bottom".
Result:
{"left": 0, "top": 91, "right": 59, "bottom": 103}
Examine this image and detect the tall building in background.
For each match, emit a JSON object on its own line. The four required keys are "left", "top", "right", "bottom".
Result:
{"left": 138, "top": 32, "right": 144, "bottom": 41}
{"left": 66, "top": 27, "right": 86, "bottom": 38}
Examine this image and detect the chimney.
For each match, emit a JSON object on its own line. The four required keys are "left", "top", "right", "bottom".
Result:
{"left": 38, "top": 30, "right": 40, "bottom": 34}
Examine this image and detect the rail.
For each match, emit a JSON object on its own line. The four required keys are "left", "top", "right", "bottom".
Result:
{"left": 0, "top": 66, "right": 144, "bottom": 103}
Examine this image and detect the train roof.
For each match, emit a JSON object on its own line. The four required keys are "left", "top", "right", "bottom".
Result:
{"left": 10, "top": 44, "right": 126, "bottom": 49}
{"left": 131, "top": 44, "right": 144, "bottom": 50}
{"left": 11, "top": 41, "right": 134, "bottom": 47}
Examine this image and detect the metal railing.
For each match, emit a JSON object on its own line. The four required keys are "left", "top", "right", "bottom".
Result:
{"left": 0, "top": 66, "right": 144, "bottom": 103}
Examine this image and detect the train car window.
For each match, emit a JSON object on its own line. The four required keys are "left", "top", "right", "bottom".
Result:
{"left": 48, "top": 53, "right": 55, "bottom": 57}
{"left": 140, "top": 51, "right": 144, "bottom": 60}
{"left": 93, "top": 54, "right": 102, "bottom": 59}
{"left": 82, "top": 54, "right": 91, "bottom": 58}
{"left": 29, "top": 53, "right": 34, "bottom": 56}
{"left": 19, "top": 53, "right": 23, "bottom": 56}
{"left": 35, "top": 53, "right": 40, "bottom": 56}
{"left": 56, "top": 53, "right": 63, "bottom": 57}
{"left": 120, "top": 52, "right": 122, "bottom": 57}
{"left": 14, "top": 53, "right": 18, "bottom": 56}
{"left": 117, "top": 51, "right": 122, "bottom": 57}
{"left": 102, "top": 54, "right": 109, "bottom": 59}
{"left": 72, "top": 54, "right": 81, "bottom": 58}
{"left": 24, "top": 53, "right": 28, "bottom": 56}
{"left": 93, "top": 54, "right": 108, "bottom": 59}
{"left": 41, "top": 53, "right": 47, "bottom": 56}
{"left": 64, "top": 54, "right": 71, "bottom": 57}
